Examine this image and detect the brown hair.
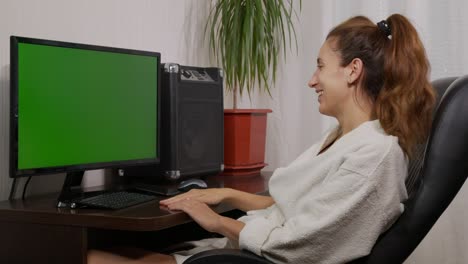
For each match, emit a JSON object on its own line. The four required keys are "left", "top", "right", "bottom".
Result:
{"left": 326, "top": 14, "right": 436, "bottom": 157}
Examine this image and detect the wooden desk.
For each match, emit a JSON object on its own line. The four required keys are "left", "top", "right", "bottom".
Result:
{"left": 0, "top": 172, "right": 271, "bottom": 264}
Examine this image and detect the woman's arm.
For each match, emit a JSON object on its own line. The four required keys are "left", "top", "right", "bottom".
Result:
{"left": 224, "top": 188, "right": 274, "bottom": 211}
{"left": 160, "top": 188, "right": 274, "bottom": 212}
{"left": 216, "top": 216, "right": 246, "bottom": 241}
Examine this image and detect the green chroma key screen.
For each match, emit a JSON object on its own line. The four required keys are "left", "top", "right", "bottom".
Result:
{"left": 17, "top": 42, "right": 158, "bottom": 170}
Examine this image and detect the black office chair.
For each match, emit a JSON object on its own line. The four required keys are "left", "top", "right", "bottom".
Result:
{"left": 183, "top": 76, "right": 468, "bottom": 264}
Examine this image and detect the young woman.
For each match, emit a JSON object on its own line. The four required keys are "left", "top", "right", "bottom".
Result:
{"left": 88, "top": 14, "right": 436, "bottom": 264}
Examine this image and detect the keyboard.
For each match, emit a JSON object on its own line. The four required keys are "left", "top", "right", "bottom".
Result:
{"left": 71, "top": 191, "right": 157, "bottom": 210}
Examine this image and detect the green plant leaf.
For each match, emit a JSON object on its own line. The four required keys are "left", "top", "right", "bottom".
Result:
{"left": 205, "top": 0, "right": 301, "bottom": 107}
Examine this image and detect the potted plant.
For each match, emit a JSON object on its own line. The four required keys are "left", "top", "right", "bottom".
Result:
{"left": 206, "top": 0, "right": 301, "bottom": 176}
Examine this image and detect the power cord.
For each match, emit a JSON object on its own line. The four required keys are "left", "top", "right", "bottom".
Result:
{"left": 8, "top": 178, "right": 18, "bottom": 200}
{"left": 22, "top": 176, "right": 32, "bottom": 200}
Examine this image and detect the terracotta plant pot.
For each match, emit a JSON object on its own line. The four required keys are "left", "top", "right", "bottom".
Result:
{"left": 222, "top": 109, "right": 272, "bottom": 176}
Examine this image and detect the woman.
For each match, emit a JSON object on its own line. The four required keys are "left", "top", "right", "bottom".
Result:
{"left": 88, "top": 14, "right": 436, "bottom": 264}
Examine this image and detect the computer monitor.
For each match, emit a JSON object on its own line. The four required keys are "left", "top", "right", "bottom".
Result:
{"left": 10, "top": 36, "right": 160, "bottom": 205}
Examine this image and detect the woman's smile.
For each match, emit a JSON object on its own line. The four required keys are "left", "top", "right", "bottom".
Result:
{"left": 317, "top": 90, "right": 324, "bottom": 102}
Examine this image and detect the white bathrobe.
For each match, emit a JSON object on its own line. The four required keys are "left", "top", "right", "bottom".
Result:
{"left": 173, "top": 120, "right": 408, "bottom": 264}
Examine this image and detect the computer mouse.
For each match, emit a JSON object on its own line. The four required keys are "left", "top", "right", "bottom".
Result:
{"left": 177, "top": 178, "right": 208, "bottom": 192}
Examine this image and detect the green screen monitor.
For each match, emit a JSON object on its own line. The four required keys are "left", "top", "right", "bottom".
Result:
{"left": 10, "top": 36, "right": 160, "bottom": 178}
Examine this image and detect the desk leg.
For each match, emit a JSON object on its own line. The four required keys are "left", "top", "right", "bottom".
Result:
{"left": 0, "top": 221, "right": 87, "bottom": 264}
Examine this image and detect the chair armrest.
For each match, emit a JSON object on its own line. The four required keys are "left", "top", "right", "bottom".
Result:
{"left": 183, "top": 249, "right": 273, "bottom": 264}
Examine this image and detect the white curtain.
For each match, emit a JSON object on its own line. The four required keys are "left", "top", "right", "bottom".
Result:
{"left": 229, "top": 0, "right": 468, "bottom": 262}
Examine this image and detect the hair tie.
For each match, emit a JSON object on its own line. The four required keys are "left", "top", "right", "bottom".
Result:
{"left": 377, "top": 20, "right": 392, "bottom": 39}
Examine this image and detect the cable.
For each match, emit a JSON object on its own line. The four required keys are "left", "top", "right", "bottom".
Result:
{"left": 22, "top": 176, "right": 32, "bottom": 200}
{"left": 9, "top": 178, "right": 18, "bottom": 200}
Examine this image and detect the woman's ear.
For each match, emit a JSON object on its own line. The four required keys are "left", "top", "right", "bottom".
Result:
{"left": 345, "top": 58, "right": 363, "bottom": 85}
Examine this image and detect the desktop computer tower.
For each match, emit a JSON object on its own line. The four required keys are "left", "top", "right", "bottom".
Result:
{"left": 123, "top": 63, "right": 224, "bottom": 182}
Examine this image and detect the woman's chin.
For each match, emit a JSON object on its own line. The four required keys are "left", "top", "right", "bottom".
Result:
{"left": 318, "top": 104, "right": 327, "bottom": 115}
{"left": 318, "top": 106, "right": 333, "bottom": 117}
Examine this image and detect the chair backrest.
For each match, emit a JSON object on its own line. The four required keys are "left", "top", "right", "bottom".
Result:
{"left": 352, "top": 76, "right": 468, "bottom": 264}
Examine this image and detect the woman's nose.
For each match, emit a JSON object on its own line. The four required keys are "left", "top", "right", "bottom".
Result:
{"left": 308, "top": 72, "right": 318, "bottom": 88}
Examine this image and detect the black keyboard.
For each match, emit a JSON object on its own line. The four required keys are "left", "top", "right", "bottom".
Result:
{"left": 71, "top": 191, "right": 157, "bottom": 210}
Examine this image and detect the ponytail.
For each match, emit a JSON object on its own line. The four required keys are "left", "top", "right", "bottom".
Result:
{"left": 377, "top": 14, "right": 436, "bottom": 157}
{"left": 327, "top": 14, "right": 436, "bottom": 157}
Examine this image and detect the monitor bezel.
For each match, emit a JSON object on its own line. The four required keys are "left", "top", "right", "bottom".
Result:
{"left": 10, "top": 36, "right": 161, "bottom": 178}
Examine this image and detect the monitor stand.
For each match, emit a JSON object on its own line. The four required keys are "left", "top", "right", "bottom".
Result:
{"left": 56, "top": 171, "right": 84, "bottom": 208}
{"left": 56, "top": 171, "right": 104, "bottom": 208}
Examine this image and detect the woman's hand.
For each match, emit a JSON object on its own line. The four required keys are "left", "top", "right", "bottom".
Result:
{"left": 163, "top": 198, "right": 222, "bottom": 233}
{"left": 162, "top": 198, "right": 245, "bottom": 241}
{"left": 160, "top": 188, "right": 229, "bottom": 207}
